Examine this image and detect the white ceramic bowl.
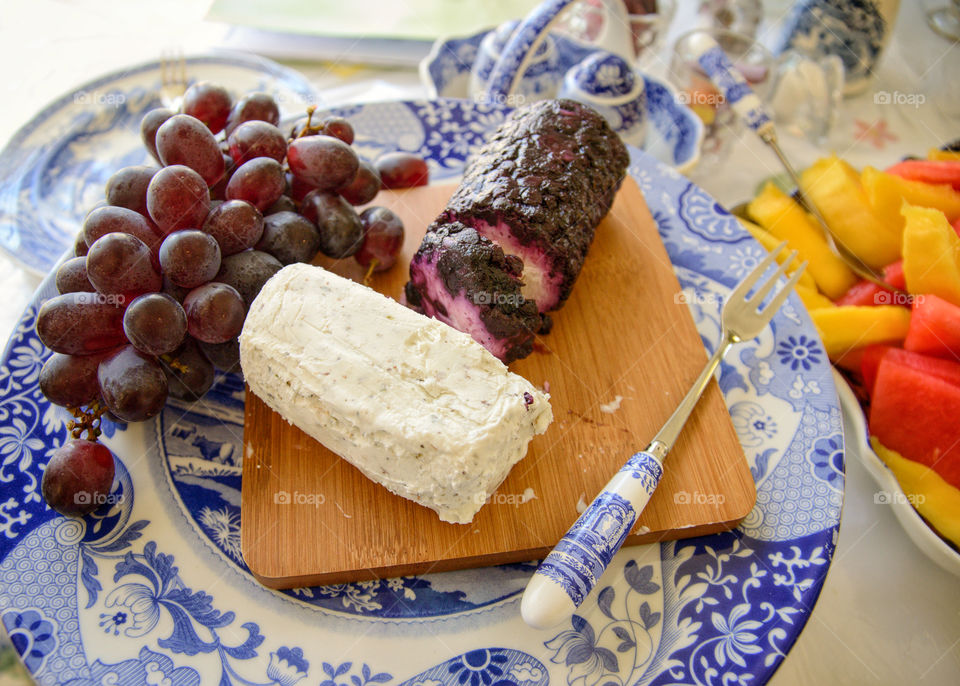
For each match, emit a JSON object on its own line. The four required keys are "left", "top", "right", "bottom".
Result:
{"left": 834, "top": 369, "right": 960, "bottom": 577}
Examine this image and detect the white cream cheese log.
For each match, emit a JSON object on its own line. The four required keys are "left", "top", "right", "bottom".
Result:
{"left": 239, "top": 264, "right": 553, "bottom": 524}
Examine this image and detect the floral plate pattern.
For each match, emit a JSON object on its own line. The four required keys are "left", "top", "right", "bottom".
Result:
{"left": 0, "top": 52, "right": 320, "bottom": 276}
{"left": 0, "top": 99, "right": 842, "bottom": 686}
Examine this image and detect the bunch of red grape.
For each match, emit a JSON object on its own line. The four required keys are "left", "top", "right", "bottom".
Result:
{"left": 35, "top": 81, "right": 426, "bottom": 516}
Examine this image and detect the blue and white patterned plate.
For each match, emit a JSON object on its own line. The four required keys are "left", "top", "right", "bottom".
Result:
{"left": 419, "top": 28, "right": 704, "bottom": 174}
{"left": 0, "top": 99, "right": 842, "bottom": 686}
{"left": 0, "top": 52, "right": 320, "bottom": 276}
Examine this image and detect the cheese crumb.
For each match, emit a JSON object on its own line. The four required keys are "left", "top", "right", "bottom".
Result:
{"left": 576, "top": 492, "right": 588, "bottom": 513}
{"left": 600, "top": 395, "right": 624, "bottom": 414}
{"left": 520, "top": 487, "right": 536, "bottom": 504}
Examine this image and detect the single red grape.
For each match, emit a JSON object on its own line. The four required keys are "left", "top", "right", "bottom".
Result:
{"left": 155, "top": 114, "right": 225, "bottom": 186}
{"left": 56, "top": 257, "right": 95, "bottom": 294}
{"left": 39, "top": 352, "right": 111, "bottom": 408}
{"left": 256, "top": 211, "right": 321, "bottom": 265}
{"left": 376, "top": 152, "right": 429, "bottom": 189}
{"left": 41, "top": 439, "right": 115, "bottom": 517}
{"left": 147, "top": 165, "right": 210, "bottom": 234}
{"left": 141, "top": 107, "right": 175, "bottom": 163}
{"left": 36, "top": 292, "right": 126, "bottom": 355}
{"left": 321, "top": 116, "right": 354, "bottom": 145}
{"left": 227, "top": 120, "right": 286, "bottom": 165}
{"left": 202, "top": 200, "right": 264, "bottom": 255}
{"left": 300, "top": 190, "right": 364, "bottom": 258}
{"left": 338, "top": 160, "right": 381, "bottom": 206}
{"left": 123, "top": 293, "right": 187, "bottom": 356}
{"left": 224, "top": 92, "right": 280, "bottom": 136}
{"left": 183, "top": 282, "right": 246, "bottom": 343}
{"left": 105, "top": 166, "right": 156, "bottom": 216}
{"left": 159, "top": 230, "right": 222, "bottom": 288}
{"left": 98, "top": 345, "right": 169, "bottom": 421}
{"left": 86, "top": 233, "right": 162, "bottom": 299}
{"left": 181, "top": 82, "right": 232, "bottom": 134}
{"left": 225, "top": 158, "right": 285, "bottom": 212}
{"left": 287, "top": 135, "right": 359, "bottom": 191}
{"left": 215, "top": 250, "right": 282, "bottom": 306}
{"left": 355, "top": 206, "right": 404, "bottom": 272}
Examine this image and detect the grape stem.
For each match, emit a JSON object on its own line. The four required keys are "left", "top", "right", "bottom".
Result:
{"left": 160, "top": 353, "right": 189, "bottom": 374}
{"left": 362, "top": 259, "right": 379, "bottom": 285}
{"left": 294, "top": 105, "right": 325, "bottom": 139}
{"left": 67, "top": 400, "right": 106, "bottom": 441}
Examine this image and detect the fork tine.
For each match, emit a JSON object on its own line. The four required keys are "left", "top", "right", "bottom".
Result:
{"left": 730, "top": 241, "right": 786, "bottom": 301}
{"left": 759, "top": 261, "right": 808, "bottom": 319}
{"left": 747, "top": 250, "right": 798, "bottom": 307}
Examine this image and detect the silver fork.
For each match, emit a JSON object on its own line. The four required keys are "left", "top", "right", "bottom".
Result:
{"left": 159, "top": 50, "right": 188, "bottom": 109}
{"left": 521, "top": 242, "right": 806, "bottom": 629}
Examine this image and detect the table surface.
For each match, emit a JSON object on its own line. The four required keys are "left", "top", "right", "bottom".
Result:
{"left": 0, "top": 0, "right": 957, "bottom": 684}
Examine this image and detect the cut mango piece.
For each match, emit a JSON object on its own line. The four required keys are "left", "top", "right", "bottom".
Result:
{"left": 928, "top": 148, "right": 960, "bottom": 162}
{"left": 746, "top": 182, "right": 856, "bottom": 299}
{"left": 737, "top": 218, "right": 817, "bottom": 292}
{"left": 800, "top": 155, "right": 901, "bottom": 269}
{"left": 795, "top": 284, "right": 836, "bottom": 311}
{"left": 811, "top": 305, "right": 911, "bottom": 358}
{"left": 901, "top": 203, "right": 960, "bottom": 306}
{"left": 871, "top": 437, "right": 960, "bottom": 548}
{"left": 863, "top": 166, "right": 960, "bottom": 230}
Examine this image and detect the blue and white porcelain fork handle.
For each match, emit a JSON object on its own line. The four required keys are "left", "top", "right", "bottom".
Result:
{"left": 521, "top": 244, "right": 806, "bottom": 629}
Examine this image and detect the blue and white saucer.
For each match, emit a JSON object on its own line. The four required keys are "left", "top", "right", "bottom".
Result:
{"left": 420, "top": 28, "right": 703, "bottom": 174}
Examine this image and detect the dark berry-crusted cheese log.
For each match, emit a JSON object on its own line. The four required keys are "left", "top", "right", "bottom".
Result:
{"left": 405, "top": 221, "right": 543, "bottom": 364}
{"left": 406, "top": 99, "right": 628, "bottom": 363}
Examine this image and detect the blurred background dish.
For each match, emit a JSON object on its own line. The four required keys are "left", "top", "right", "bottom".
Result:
{"left": 421, "top": 27, "right": 703, "bottom": 172}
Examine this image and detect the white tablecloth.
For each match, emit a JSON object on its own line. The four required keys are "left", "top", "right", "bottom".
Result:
{"left": 0, "top": 0, "right": 958, "bottom": 683}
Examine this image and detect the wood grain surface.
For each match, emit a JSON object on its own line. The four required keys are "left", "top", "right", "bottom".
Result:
{"left": 241, "top": 179, "right": 755, "bottom": 588}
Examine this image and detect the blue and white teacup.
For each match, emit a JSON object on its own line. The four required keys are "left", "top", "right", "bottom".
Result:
{"left": 559, "top": 51, "right": 647, "bottom": 147}
{"left": 469, "top": 20, "right": 561, "bottom": 104}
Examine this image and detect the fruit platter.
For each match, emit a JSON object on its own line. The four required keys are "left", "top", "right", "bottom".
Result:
{"left": 0, "top": 57, "right": 847, "bottom": 686}
{"left": 735, "top": 146, "right": 960, "bottom": 572}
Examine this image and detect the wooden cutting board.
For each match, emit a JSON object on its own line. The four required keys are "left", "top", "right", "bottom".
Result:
{"left": 241, "top": 179, "right": 755, "bottom": 589}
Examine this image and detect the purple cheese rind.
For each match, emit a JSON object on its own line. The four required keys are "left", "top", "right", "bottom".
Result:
{"left": 443, "top": 99, "right": 629, "bottom": 311}
{"left": 405, "top": 221, "right": 542, "bottom": 364}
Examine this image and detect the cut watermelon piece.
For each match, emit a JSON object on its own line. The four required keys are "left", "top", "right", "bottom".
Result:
{"left": 903, "top": 294, "right": 960, "bottom": 360}
{"left": 870, "top": 359, "right": 960, "bottom": 490}
{"left": 864, "top": 347, "right": 960, "bottom": 395}
{"left": 860, "top": 344, "right": 896, "bottom": 394}
{"left": 833, "top": 261, "right": 907, "bottom": 307}
{"left": 885, "top": 160, "right": 960, "bottom": 191}
{"left": 884, "top": 260, "right": 906, "bottom": 290}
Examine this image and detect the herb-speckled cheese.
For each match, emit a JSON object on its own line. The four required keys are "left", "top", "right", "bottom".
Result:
{"left": 239, "top": 264, "right": 553, "bottom": 524}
